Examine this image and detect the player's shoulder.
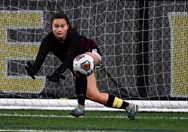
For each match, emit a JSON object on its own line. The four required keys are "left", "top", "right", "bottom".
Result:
{"left": 68, "top": 28, "right": 80, "bottom": 36}
{"left": 45, "top": 32, "right": 54, "bottom": 40}
{"left": 41, "top": 32, "right": 55, "bottom": 45}
{"left": 42, "top": 32, "right": 55, "bottom": 43}
{"left": 69, "top": 27, "right": 78, "bottom": 32}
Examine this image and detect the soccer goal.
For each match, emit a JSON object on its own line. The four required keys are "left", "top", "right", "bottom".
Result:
{"left": 0, "top": 0, "right": 188, "bottom": 112}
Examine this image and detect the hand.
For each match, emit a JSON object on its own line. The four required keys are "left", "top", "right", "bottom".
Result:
{"left": 47, "top": 72, "right": 65, "bottom": 82}
{"left": 25, "top": 61, "right": 35, "bottom": 79}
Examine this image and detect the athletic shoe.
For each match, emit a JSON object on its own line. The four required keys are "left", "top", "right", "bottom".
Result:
{"left": 126, "top": 103, "right": 139, "bottom": 120}
{"left": 70, "top": 108, "right": 84, "bottom": 118}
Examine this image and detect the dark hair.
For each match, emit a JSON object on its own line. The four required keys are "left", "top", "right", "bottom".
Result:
{"left": 51, "top": 12, "right": 71, "bottom": 28}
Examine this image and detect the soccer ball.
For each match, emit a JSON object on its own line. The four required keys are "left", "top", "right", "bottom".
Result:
{"left": 73, "top": 54, "right": 94, "bottom": 76}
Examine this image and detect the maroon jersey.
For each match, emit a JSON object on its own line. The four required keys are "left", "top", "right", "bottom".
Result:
{"left": 31, "top": 28, "right": 100, "bottom": 75}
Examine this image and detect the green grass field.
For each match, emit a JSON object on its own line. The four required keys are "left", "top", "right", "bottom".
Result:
{"left": 0, "top": 109, "right": 188, "bottom": 132}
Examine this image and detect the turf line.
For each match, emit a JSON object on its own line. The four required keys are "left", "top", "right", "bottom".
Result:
{"left": 0, "top": 113, "right": 187, "bottom": 120}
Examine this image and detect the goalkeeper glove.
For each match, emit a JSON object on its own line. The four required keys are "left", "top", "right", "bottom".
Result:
{"left": 25, "top": 61, "right": 35, "bottom": 79}
{"left": 47, "top": 72, "right": 65, "bottom": 82}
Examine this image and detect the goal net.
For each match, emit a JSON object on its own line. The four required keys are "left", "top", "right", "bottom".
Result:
{"left": 0, "top": 0, "right": 188, "bottom": 112}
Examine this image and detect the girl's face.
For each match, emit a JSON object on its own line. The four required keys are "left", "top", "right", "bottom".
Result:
{"left": 52, "top": 18, "right": 69, "bottom": 42}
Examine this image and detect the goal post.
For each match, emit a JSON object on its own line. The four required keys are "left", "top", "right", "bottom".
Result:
{"left": 0, "top": 99, "right": 187, "bottom": 112}
{"left": 0, "top": 0, "right": 188, "bottom": 112}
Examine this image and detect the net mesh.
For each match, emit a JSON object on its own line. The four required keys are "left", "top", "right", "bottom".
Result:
{"left": 0, "top": 0, "right": 188, "bottom": 111}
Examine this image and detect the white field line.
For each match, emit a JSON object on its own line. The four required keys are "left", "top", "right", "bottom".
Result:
{"left": 0, "top": 130, "right": 42, "bottom": 132}
{"left": 0, "top": 113, "right": 188, "bottom": 120}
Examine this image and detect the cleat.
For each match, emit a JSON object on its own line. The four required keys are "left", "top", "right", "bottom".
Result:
{"left": 126, "top": 103, "right": 139, "bottom": 120}
{"left": 70, "top": 108, "right": 84, "bottom": 118}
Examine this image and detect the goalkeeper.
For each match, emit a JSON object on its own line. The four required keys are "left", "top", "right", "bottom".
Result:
{"left": 25, "top": 12, "right": 138, "bottom": 120}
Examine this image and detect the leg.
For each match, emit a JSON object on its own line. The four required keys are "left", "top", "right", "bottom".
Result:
{"left": 70, "top": 75, "right": 87, "bottom": 117}
{"left": 71, "top": 50, "right": 138, "bottom": 119}
{"left": 86, "top": 73, "right": 138, "bottom": 120}
{"left": 70, "top": 51, "right": 100, "bottom": 117}
{"left": 75, "top": 76, "right": 87, "bottom": 105}
{"left": 86, "top": 73, "right": 108, "bottom": 104}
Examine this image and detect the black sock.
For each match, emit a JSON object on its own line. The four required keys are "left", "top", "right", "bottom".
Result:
{"left": 106, "top": 94, "right": 129, "bottom": 109}
{"left": 75, "top": 76, "right": 87, "bottom": 105}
